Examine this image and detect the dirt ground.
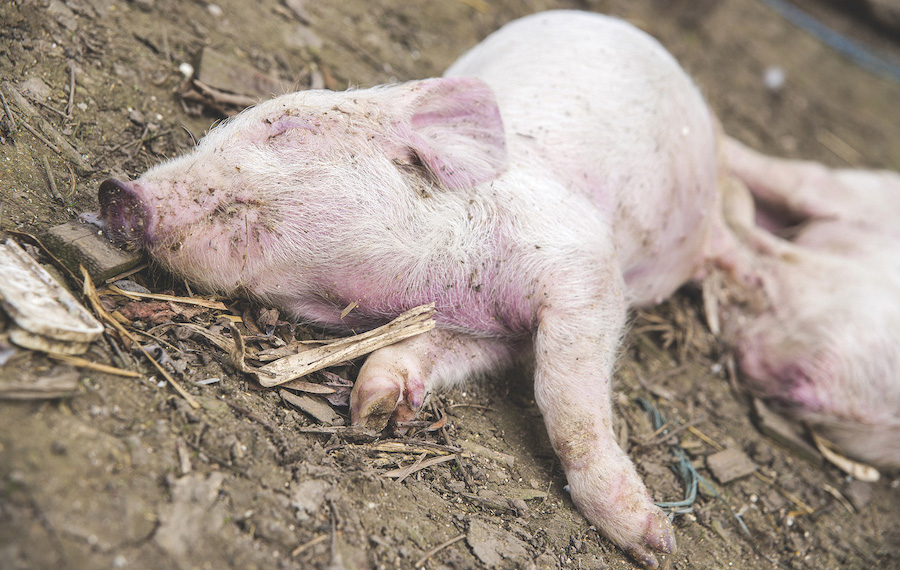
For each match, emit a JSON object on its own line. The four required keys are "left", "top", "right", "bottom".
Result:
{"left": 2, "top": 0, "right": 900, "bottom": 568}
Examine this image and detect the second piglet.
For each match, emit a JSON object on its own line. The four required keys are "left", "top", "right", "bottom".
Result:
{"left": 99, "top": 11, "right": 729, "bottom": 567}
{"left": 713, "top": 138, "right": 900, "bottom": 472}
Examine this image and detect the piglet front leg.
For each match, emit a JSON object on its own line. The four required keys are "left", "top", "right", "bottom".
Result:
{"left": 350, "top": 328, "right": 519, "bottom": 430}
{"left": 534, "top": 265, "right": 675, "bottom": 568}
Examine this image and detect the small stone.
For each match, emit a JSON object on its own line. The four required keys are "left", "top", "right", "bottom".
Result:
{"left": 42, "top": 221, "right": 143, "bottom": 283}
{"left": 128, "top": 109, "right": 146, "bottom": 125}
{"left": 113, "top": 279, "right": 151, "bottom": 295}
{"left": 466, "top": 519, "right": 529, "bottom": 567}
{"left": 178, "top": 62, "right": 194, "bottom": 79}
{"left": 706, "top": 447, "right": 758, "bottom": 484}
{"left": 764, "top": 66, "right": 786, "bottom": 92}
{"left": 196, "top": 47, "right": 286, "bottom": 99}
{"left": 508, "top": 497, "right": 529, "bottom": 516}
{"left": 48, "top": 0, "right": 78, "bottom": 31}
{"left": 19, "top": 77, "right": 52, "bottom": 101}
{"left": 291, "top": 479, "right": 331, "bottom": 521}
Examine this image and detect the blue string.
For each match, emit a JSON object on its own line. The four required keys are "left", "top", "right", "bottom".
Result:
{"left": 635, "top": 398, "right": 752, "bottom": 538}
{"left": 760, "top": 0, "right": 900, "bottom": 83}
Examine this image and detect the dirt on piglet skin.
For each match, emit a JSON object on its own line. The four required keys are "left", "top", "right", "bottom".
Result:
{"left": 2, "top": 0, "right": 900, "bottom": 569}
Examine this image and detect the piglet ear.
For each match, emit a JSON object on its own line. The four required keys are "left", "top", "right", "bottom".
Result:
{"left": 393, "top": 77, "right": 508, "bottom": 190}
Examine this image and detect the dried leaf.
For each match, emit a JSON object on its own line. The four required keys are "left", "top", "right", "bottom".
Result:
{"left": 279, "top": 379, "right": 336, "bottom": 394}
{"left": 280, "top": 389, "right": 340, "bottom": 425}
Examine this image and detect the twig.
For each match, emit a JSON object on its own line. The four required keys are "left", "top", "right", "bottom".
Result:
{"left": 823, "top": 484, "right": 855, "bottom": 514}
{"left": 127, "top": 124, "right": 150, "bottom": 159}
{"left": 763, "top": 477, "right": 815, "bottom": 515}
{"left": 227, "top": 320, "right": 255, "bottom": 375}
{"left": 2, "top": 81, "right": 91, "bottom": 173}
{"left": 105, "top": 284, "right": 228, "bottom": 309}
{"left": 19, "top": 120, "right": 62, "bottom": 154}
{"left": 290, "top": 534, "right": 328, "bottom": 558}
{"left": 327, "top": 499, "right": 342, "bottom": 567}
{"left": 33, "top": 99, "right": 69, "bottom": 119}
{"left": 23, "top": 488, "right": 66, "bottom": 562}
{"left": 635, "top": 416, "right": 706, "bottom": 449}
{"left": 254, "top": 304, "right": 436, "bottom": 387}
{"left": 372, "top": 440, "right": 461, "bottom": 455}
{"left": 65, "top": 163, "right": 75, "bottom": 199}
{"left": 41, "top": 155, "right": 63, "bottom": 203}
{"left": 103, "top": 262, "right": 150, "bottom": 284}
{"left": 103, "top": 329, "right": 132, "bottom": 369}
{"left": 191, "top": 79, "right": 259, "bottom": 108}
{"left": 128, "top": 327, "right": 183, "bottom": 354}
{"left": 65, "top": 62, "right": 76, "bottom": 119}
{"left": 382, "top": 453, "right": 456, "bottom": 480}
{"left": 637, "top": 363, "right": 690, "bottom": 388}
{"left": 394, "top": 452, "right": 427, "bottom": 483}
{"left": 298, "top": 425, "right": 380, "bottom": 437}
{"left": 447, "top": 402, "right": 494, "bottom": 411}
{"left": 48, "top": 353, "right": 141, "bottom": 377}
{"left": 439, "top": 409, "right": 473, "bottom": 490}
{"left": 687, "top": 425, "right": 724, "bottom": 451}
{"left": 0, "top": 88, "right": 15, "bottom": 134}
{"left": 413, "top": 534, "right": 466, "bottom": 568}
{"left": 90, "top": 140, "right": 129, "bottom": 166}
{"left": 161, "top": 25, "right": 170, "bottom": 62}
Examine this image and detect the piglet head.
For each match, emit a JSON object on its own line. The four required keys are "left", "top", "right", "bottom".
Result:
{"left": 96, "top": 77, "right": 508, "bottom": 309}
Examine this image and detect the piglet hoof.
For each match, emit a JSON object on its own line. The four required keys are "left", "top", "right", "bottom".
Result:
{"left": 350, "top": 352, "right": 426, "bottom": 431}
{"left": 568, "top": 456, "right": 676, "bottom": 568}
{"left": 622, "top": 508, "right": 676, "bottom": 569}
{"left": 349, "top": 376, "right": 402, "bottom": 431}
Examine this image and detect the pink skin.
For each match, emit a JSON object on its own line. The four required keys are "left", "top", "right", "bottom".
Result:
{"left": 100, "top": 12, "right": 737, "bottom": 567}
{"left": 714, "top": 138, "right": 900, "bottom": 469}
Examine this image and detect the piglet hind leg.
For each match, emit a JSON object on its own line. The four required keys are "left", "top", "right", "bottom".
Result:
{"left": 534, "top": 271, "right": 675, "bottom": 568}
{"left": 724, "top": 136, "right": 900, "bottom": 228}
{"left": 350, "top": 328, "right": 519, "bottom": 430}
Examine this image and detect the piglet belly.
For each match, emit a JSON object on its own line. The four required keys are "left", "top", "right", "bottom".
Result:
{"left": 616, "top": 173, "right": 718, "bottom": 306}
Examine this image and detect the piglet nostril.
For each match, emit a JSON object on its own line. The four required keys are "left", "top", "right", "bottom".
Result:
{"left": 98, "top": 178, "right": 150, "bottom": 248}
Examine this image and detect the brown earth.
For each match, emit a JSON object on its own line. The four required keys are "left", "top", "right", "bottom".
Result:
{"left": 1, "top": 0, "right": 899, "bottom": 569}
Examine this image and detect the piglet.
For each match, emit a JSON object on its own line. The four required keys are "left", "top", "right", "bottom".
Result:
{"left": 100, "top": 11, "right": 728, "bottom": 566}
{"left": 713, "top": 138, "right": 900, "bottom": 470}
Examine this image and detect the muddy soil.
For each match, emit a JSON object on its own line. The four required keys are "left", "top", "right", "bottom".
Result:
{"left": 2, "top": 0, "right": 899, "bottom": 568}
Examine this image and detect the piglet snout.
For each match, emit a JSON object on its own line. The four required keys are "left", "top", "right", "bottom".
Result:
{"left": 99, "top": 178, "right": 151, "bottom": 248}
